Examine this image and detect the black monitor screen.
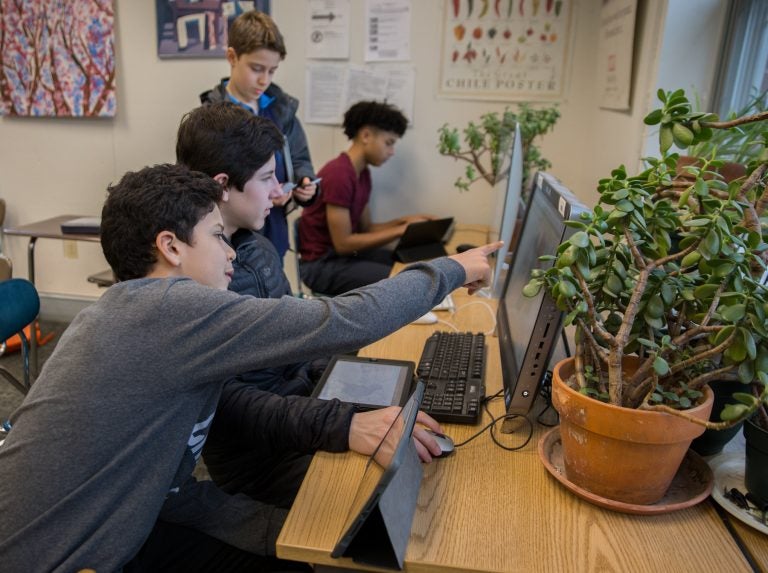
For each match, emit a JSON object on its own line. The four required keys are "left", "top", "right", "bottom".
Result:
{"left": 502, "top": 191, "right": 562, "bottom": 371}
{"left": 497, "top": 172, "right": 587, "bottom": 416}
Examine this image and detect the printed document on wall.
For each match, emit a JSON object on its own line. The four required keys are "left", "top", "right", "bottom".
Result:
{"left": 306, "top": 0, "right": 351, "bottom": 59}
{"left": 365, "top": 0, "right": 411, "bottom": 62}
{"left": 305, "top": 63, "right": 415, "bottom": 124}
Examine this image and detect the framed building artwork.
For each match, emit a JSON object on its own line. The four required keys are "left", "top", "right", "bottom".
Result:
{"left": 156, "top": 0, "right": 271, "bottom": 59}
{"left": 438, "top": 0, "right": 572, "bottom": 101}
{"left": 0, "top": 0, "right": 116, "bottom": 117}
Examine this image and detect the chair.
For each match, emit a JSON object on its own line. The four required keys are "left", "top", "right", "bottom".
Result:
{"left": 0, "top": 279, "right": 40, "bottom": 397}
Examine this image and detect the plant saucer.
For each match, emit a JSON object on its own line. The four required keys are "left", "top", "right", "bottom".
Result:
{"left": 709, "top": 453, "right": 768, "bottom": 535}
{"left": 538, "top": 426, "right": 714, "bottom": 514}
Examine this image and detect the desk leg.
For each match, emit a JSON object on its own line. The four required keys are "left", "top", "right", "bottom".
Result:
{"left": 27, "top": 237, "right": 38, "bottom": 378}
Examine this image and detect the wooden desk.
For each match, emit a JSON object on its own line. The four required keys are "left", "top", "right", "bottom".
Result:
{"left": 277, "top": 225, "right": 766, "bottom": 572}
{"left": 4, "top": 215, "right": 100, "bottom": 375}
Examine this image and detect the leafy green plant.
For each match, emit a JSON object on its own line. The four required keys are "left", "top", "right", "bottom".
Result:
{"left": 524, "top": 88, "right": 768, "bottom": 430}
{"left": 437, "top": 104, "right": 560, "bottom": 193}
{"left": 688, "top": 90, "right": 768, "bottom": 165}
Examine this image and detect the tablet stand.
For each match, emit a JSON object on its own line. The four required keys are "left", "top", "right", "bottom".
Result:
{"left": 340, "top": 440, "right": 424, "bottom": 569}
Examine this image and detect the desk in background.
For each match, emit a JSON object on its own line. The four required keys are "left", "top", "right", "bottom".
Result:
{"left": 3, "top": 215, "right": 101, "bottom": 376}
{"left": 277, "top": 224, "right": 767, "bottom": 573}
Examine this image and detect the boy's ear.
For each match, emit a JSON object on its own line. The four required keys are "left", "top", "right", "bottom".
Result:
{"left": 155, "top": 230, "right": 182, "bottom": 268}
{"left": 358, "top": 126, "right": 373, "bottom": 144}
{"left": 212, "top": 173, "right": 231, "bottom": 202}
{"left": 226, "top": 47, "right": 238, "bottom": 68}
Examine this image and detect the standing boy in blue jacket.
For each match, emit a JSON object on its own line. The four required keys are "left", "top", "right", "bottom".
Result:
{"left": 200, "top": 10, "right": 317, "bottom": 261}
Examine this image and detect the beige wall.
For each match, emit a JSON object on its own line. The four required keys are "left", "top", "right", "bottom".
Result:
{"left": 0, "top": 0, "right": 727, "bottom": 308}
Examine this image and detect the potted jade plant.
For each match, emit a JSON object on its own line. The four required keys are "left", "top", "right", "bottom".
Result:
{"left": 524, "top": 88, "right": 768, "bottom": 506}
{"left": 437, "top": 103, "right": 560, "bottom": 194}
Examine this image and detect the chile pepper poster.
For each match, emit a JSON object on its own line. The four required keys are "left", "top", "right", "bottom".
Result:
{"left": 439, "top": 0, "right": 571, "bottom": 101}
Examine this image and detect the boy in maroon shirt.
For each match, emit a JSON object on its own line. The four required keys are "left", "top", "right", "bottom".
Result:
{"left": 298, "top": 101, "right": 434, "bottom": 295}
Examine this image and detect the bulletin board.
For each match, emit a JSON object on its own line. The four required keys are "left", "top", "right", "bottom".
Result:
{"left": 438, "top": 0, "right": 572, "bottom": 101}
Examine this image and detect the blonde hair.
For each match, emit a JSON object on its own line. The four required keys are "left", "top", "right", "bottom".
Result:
{"left": 228, "top": 11, "right": 286, "bottom": 58}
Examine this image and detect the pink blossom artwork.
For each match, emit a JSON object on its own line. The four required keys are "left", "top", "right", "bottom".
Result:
{"left": 0, "top": 0, "right": 116, "bottom": 117}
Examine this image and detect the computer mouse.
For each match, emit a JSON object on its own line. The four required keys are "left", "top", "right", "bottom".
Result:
{"left": 424, "top": 429, "right": 455, "bottom": 458}
{"left": 456, "top": 243, "right": 477, "bottom": 253}
{"left": 413, "top": 311, "right": 438, "bottom": 325}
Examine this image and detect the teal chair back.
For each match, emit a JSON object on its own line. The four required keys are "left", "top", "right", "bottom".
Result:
{"left": 0, "top": 278, "right": 40, "bottom": 396}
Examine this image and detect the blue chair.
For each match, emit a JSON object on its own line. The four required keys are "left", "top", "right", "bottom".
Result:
{"left": 0, "top": 278, "right": 40, "bottom": 396}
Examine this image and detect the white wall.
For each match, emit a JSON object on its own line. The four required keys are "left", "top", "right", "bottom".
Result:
{"left": 0, "top": 0, "right": 726, "bottom": 308}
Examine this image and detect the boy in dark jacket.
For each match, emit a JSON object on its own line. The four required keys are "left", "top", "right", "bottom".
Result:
{"left": 176, "top": 101, "right": 328, "bottom": 502}
{"left": 200, "top": 11, "right": 316, "bottom": 261}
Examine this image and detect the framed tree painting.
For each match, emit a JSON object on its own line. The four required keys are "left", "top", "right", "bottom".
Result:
{"left": 156, "top": 0, "right": 271, "bottom": 59}
{"left": 0, "top": 0, "right": 116, "bottom": 117}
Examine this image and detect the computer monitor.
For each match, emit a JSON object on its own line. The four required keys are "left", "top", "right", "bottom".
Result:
{"left": 488, "top": 123, "right": 524, "bottom": 298}
{"left": 496, "top": 172, "right": 588, "bottom": 420}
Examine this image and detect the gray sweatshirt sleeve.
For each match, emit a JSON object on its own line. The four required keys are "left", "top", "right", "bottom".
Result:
{"left": 156, "top": 257, "right": 465, "bottom": 388}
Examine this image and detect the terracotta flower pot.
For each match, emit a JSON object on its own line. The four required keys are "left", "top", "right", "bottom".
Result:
{"left": 552, "top": 357, "right": 714, "bottom": 505}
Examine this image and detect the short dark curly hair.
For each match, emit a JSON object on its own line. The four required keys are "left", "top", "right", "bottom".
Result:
{"left": 343, "top": 101, "right": 408, "bottom": 140}
{"left": 101, "top": 164, "right": 223, "bottom": 281}
{"left": 176, "top": 102, "right": 284, "bottom": 192}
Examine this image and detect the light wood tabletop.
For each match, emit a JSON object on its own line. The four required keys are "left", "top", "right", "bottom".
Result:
{"left": 277, "top": 225, "right": 766, "bottom": 572}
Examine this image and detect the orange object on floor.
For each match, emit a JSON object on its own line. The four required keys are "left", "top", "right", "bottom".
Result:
{"left": 3, "top": 323, "right": 54, "bottom": 353}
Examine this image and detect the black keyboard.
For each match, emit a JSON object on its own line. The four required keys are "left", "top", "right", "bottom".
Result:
{"left": 416, "top": 331, "right": 486, "bottom": 424}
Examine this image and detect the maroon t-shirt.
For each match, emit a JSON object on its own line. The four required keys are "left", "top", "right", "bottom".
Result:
{"left": 299, "top": 153, "right": 372, "bottom": 261}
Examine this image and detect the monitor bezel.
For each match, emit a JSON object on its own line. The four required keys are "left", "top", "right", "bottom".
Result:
{"left": 496, "top": 172, "right": 588, "bottom": 418}
{"left": 489, "top": 124, "right": 525, "bottom": 299}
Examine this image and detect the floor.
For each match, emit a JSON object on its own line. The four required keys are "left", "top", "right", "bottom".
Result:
{"left": 0, "top": 320, "right": 65, "bottom": 422}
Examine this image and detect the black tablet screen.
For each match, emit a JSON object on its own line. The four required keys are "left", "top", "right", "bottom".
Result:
{"left": 316, "top": 357, "right": 412, "bottom": 407}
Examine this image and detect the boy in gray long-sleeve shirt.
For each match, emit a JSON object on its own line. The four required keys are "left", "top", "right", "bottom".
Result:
{"left": 0, "top": 163, "right": 499, "bottom": 571}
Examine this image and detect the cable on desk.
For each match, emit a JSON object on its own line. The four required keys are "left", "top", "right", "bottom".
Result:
{"left": 536, "top": 371, "right": 559, "bottom": 427}
{"left": 434, "top": 318, "right": 459, "bottom": 332}
{"left": 452, "top": 389, "right": 534, "bottom": 452}
{"left": 451, "top": 300, "right": 498, "bottom": 335}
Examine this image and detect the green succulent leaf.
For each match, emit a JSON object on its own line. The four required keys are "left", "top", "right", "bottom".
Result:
{"left": 523, "top": 279, "right": 542, "bottom": 297}
{"left": 653, "top": 356, "right": 670, "bottom": 376}
{"left": 720, "top": 304, "right": 746, "bottom": 322}
{"left": 720, "top": 403, "right": 750, "bottom": 422}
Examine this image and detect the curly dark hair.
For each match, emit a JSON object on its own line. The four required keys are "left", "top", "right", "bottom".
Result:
{"left": 101, "top": 164, "right": 223, "bottom": 281}
{"left": 228, "top": 11, "right": 286, "bottom": 58}
{"left": 176, "top": 102, "right": 284, "bottom": 192}
{"left": 343, "top": 101, "right": 408, "bottom": 140}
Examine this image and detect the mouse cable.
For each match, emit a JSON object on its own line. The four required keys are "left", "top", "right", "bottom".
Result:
{"left": 452, "top": 395, "right": 533, "bottom": 452}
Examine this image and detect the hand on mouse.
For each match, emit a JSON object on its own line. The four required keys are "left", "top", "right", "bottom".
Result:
{"left": 348, "top": 408, "right": 444, "bottom": 464}
{"left": 449, "top": 241, "right": 504, "bottom": 295}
